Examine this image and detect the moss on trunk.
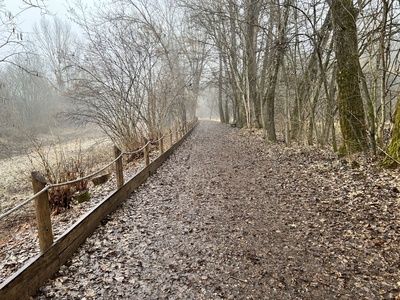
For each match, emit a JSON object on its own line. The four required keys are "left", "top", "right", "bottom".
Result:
{"left": 331, "top": 0, "right": 368, "bottom": 153}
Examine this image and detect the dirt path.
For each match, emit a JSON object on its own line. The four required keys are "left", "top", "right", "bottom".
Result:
{"left": 33, "top": 121, "right": 400, "bottom": 299}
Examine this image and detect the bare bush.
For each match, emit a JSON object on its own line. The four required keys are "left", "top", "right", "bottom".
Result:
{"left": 26, "top": 137, "right": 110, "bottom": 214}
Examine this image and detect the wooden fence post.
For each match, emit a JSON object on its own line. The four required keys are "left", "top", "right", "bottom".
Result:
{"left": 159, "top": 133, "right": 164, "bottom": 154}
{"left": 114, "top": 146, "right": 124, "bottom": 189}
{"left": 31, "top": 172, "right": 53, "bottom": 253}
{"left": 143, "top": 138, "right": 149, "bottom": 166}
{"left": 169, "top": 129, "right": 173, "bottom": 148}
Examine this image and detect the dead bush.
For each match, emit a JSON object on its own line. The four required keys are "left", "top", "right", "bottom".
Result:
{"left": 26, "top": 138, "right": 105, "bottom": 214}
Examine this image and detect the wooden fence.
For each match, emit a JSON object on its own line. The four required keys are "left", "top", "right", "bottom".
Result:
{"left": 0, "top": 119, "right": 198, "bottom": 300}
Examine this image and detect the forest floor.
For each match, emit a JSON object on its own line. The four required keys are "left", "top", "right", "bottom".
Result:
{"left": 7, "top": 120, "right": 400, "bottom": 299}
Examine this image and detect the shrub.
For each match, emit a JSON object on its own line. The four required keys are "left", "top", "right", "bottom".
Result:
{"left": 27, "top": 138, "right": 96, "bottom": 214}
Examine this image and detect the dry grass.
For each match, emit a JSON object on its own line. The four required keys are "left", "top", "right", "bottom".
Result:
{"left": 0, "top": 127, "right": 113, "bottom": 215}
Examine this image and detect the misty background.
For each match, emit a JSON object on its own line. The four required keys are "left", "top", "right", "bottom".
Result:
{"left": 1, "top": 0, "right": 399, "bottom": 156}
{"left": 0, "top": 0, "right": 215, "bottom": 158}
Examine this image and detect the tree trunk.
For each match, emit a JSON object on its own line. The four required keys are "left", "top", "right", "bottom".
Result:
{"left": 331, "top": 0, "right": 368, "bottom": 153}
{"left": 358, "top": 60, "right": 377, "bottom": 156}
{"left": 245, "top": 0, "right": 261, "bottom": 128}
{"left": 378, "top": 0, "right": 389, "bottom": 148}
{"left": 323, "top": 63, "right": 337, "bottom": 148}
{"left": 224, "top": 93, "right": 230, "bottom": 123}
{"left": 291, "top": 9, "right": 332, "bottom": 140}
{"left": 218, "top": 51, "right": 226, "bottom": 123}
{"left": 263, "top": 0, "right": 291, "bottom": 141}
{"left": 383, "top": 94, "right": 400, "bottom": 168}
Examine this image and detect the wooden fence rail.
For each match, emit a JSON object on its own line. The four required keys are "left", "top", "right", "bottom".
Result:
{"left": 0, "top": 119, "right": 198, "bottom": 300}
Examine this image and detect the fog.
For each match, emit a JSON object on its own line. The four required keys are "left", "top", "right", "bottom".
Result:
{"left": 0, "top": 0, "right": 203, "bottom": 158}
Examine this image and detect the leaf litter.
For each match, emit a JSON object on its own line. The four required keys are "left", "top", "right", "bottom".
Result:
{"left": 26, "top": 121, "right": 400, "bottom": 299}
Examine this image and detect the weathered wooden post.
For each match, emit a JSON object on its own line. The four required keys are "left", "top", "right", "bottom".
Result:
{"left": 175, "top": 127, "right": 179, "bottom": 141}
{"left": 143, "top": 138, "right": 149, "bottom": 166}
{"left": 169, "top": 129, "right": 173, "bottom": 148}
{"left": 114, "top": 146, "right": 124, "bottom": 189}
{"left": 159, "top": 133, "right": 164, "bottom": 154}
{"left": 31, "top": 172, "right": 53, "bottom": 253}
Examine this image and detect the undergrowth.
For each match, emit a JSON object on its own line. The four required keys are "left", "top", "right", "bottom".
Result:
{"left": 26, "top": 137, "right": 111, "bottom": 214}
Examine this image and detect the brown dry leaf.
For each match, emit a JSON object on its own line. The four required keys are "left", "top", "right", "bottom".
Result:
{"left": 2, "top": 121, "right": 400, "bottom": 300}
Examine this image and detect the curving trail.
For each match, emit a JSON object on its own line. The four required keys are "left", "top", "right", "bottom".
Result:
{"left": 34, "top": 121, "right": 400, "bottom": 300}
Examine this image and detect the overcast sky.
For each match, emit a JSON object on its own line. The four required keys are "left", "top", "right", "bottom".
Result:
{"left": 3, "top": 0, "right": 82, "bottom": 36}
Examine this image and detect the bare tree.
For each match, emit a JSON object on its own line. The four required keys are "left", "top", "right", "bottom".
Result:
{"left": 0, "top": 0, "right": 50, "bottom": 130}
{"left": 107, "top": 0, "right": 204, "bottom": 134}
{"left": 33, "top": 17, "right": 80, "bottom": 89}
{"left": 64, "top": 0, "right": 197, "bottom": 149}
{"left": 0, "top": 55, "right": 60, "bottom": 130}
{"left": 0, "top": 0, "right": 48, "bottom": 65}
{"left": 178, "top": 14, "right": 211, "bottom": 122}
{"left": 180, "top": 0, "right": 249, "bottom": 127}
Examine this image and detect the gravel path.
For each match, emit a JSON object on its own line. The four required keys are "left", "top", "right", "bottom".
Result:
{"left": 33, "top": 120, "right": 400, "bottom": 299}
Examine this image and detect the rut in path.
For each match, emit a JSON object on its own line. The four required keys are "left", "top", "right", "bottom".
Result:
{"left": 34, "top": 121, "right": 390, "bottom": 299}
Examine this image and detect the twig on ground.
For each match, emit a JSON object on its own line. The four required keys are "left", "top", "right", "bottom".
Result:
{"left": 226, "top": 275, "right": 248, "bottom": 284}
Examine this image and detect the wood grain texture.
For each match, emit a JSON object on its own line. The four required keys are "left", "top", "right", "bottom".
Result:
{"left": 114, "top": 146, "right": 124, "bottom": 189}
{"left": 31, "top": 172, "right": 53, "bottom": 253}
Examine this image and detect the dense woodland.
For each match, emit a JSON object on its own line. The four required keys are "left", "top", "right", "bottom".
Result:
{"left": 0, "top": 0, "right": 399, "bottom": 159}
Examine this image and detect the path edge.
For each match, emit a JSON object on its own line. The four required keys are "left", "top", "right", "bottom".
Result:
{"left": 0, "top": 121, "right": 198, "bottom": 300}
